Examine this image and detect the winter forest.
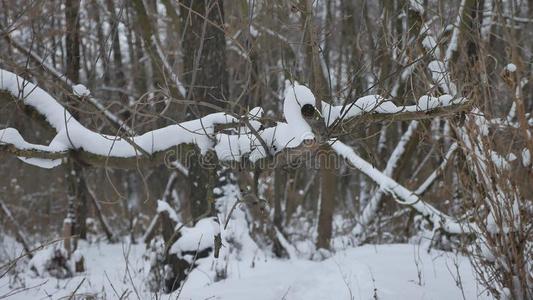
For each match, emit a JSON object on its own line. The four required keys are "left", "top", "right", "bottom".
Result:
{"left": 0, "top": 0, "right": 532, "bottom": 299}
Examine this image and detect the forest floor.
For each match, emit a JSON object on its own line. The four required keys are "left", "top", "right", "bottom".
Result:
{"left": 0, "top": 239, "right": 491, "bottom": 299}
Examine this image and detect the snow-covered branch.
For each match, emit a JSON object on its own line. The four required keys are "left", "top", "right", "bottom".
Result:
{"left": 414, "top": 142, "right": 458, "bottom": 196}
{"left": 0, "top": 69, "right": 236, "bottom": 168}
{"left": 0, "top": 65, "right": 470, "bottom": 169}
{"left": 151, "top": 35, "right": 187, "bottom": 98}
{"left": 352, "top": 121, "right": 419, "bottom": 237}
{"left": 331, "top": 140, "right": 470, "bottom": 234}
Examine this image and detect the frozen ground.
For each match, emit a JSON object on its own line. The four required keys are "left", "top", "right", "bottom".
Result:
{"left": 0, "top": 240, "right": 490, "bottom": 299}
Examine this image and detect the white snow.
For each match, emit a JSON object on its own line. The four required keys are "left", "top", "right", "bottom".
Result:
{"left": 1, "top": 68, "right": 468, "bottom": 168}
{"left": 156, "top": 200, "right": 179, "bottom": 223}
{"left": 27, "top": 244, "right": 70, "bottom": 277}
{"left": 522, "top": 148, "right": 531, "bottom": 167}
{"left": 422, "top": 35, "right": 440, "bottom": 58}
{"left": 417, "top": 95, "right": 461, "bottom": 109}
{"left": 215, "top": 80, "right": 459, "bottom": 163}
{"left": 444, "top": 0, "right": 466, "bottom": 63}
{"left": 504, "top": 63, "right": 517, "bottom": 73}
{"left": 249, "top": 25, "right": 259, "bottom": 38}
{"left": 331, "top": 140, "right": 469, "bottom": 234}
{"left": 354, "top": 121, "right": 419, "bottom": 237}
{"left": 0, "top": 69, "right": 237, "bottom": 166}
{"left": 0, "top": 241, "right": 487, "bottom": 300}
{"left": 490, "top": 151, "right": 511, "bottom": 170}
{"left": 152, "top": 35, "right": 187, "bottom": 97}
{"left": 417, "top": 95, "right": 441, "bottom": 110}
{"left": 170, "top": 217, "right": 220, "bottom": 256}
{"left": 409, "top": 0, "right": 425, "bottom": 14}
{"left": 282, "top": 84, "right": 315, "bottom": 137}
{"left": 183, "top": 245, "right": 484, "bottom": 300}
{"left": 428, "top": 60, "right": 457, "bottom": 95}
{"left": 72, "top": 84, "right": 91, "bottom": 97}
{"left": 216, "top": 84, "right": 317, "bottom": 162}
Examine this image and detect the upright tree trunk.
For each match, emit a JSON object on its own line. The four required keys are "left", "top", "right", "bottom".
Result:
{"left": 125, "top": 173, "right": 141, "bottom": 243}
{"left": 300, "top": 0, "right": 336, "bottom": 251}
{"left": 316, "top": 146, "right": 336, "bottom": 250}
{"left": 146, "top": 0, "right": 230, "bottom": 292}
{"left": 106, "top": 0, "right": 125, "bottom": 87}
{"left": 180, "top": 0, "right": 228, "bottom": 219}
{"left": 64, "top": 0, "right": 88, "bottom": 243}
{"left": 273, "top": 168, "right": 285, "bottom": 229}
{"left": 65, "top": 0, "right": 81, "bottom": 83}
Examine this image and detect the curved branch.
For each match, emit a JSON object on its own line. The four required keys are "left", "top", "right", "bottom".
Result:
{"left": 1, "top": 68, "right": 470, "bottom": 170}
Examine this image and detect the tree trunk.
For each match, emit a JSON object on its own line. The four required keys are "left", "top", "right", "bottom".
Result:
{"left": 64, "top": 0, "right": 88, "bottom": 243}
{"left": 316, "top": 146, "right": 336, "bottom": 250}
{"left": 180, "top": 0, "right": 228, "bottom": 219}
{"left": 300, "top": 0, "right": 336, "bottom": 251}
{"left": 273, "top": 168, "right": 285, "bottom": 229}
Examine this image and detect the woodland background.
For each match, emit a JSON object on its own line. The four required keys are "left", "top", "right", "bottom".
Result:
{"left": 0, "top": 0, "right": 532, "bottom": 299}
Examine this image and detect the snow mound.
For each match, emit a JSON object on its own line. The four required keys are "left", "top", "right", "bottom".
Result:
{"left": 72, "top": 84, "right": 90, "bottom": 97}
{"left": 170, "top": 217, "right": 220, "bottom": 257}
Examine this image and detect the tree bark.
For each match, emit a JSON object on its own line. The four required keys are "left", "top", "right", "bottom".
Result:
{"left": 65, "top": 0, "right": 88, "bottom": 242}
{"left": 316, "top": 146, "right": 336, "bottom": 249}
{"left": 179, "top": 0, "right": 228, "bottom": 219}
{"left": 300, "top": 0, "right": 336, "bottom": 250}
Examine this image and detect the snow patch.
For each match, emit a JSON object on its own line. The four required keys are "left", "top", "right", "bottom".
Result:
{"left": 522, "top": 148, "right": 531, "bottom": 167}
{"left": 409, "top": 0, "right": 424, "bottom": 13}
{"left": 170, "top": 218, "right": 220, "bottom": 257}
{"left": 72, "top": 84, "right": 91, "bottom": 97}
{"left": 156, "top": 200, "right": 179, "bottom": 223}
{"left": 504, "top": 63, "right": 517, "bottom": 73}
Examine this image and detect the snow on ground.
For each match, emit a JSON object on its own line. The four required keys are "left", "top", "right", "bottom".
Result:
{"left": 0, "top": 240, "right": 490, "bottom": 299}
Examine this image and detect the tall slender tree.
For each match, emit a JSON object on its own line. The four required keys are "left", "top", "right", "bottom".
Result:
{"left": 180, "top": 0, "right": 229, "bottom": 219}
{"left": 64, "top": 0, "right": 89, "bottom": 244}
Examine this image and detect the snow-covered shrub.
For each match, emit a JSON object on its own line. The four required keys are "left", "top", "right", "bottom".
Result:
{"left": 29, "top": 245, "right": 73, "bottom": 279}
{"left": 143, "top": 236, "right": 166, "bottom": 292}
{"left": 455, "top": 113, "right": 533, "bottom": 299}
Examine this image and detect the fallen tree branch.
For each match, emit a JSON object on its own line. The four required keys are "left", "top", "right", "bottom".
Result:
{"left": 1, "top": 69, "right": 470, "bottom": 170}
{"left": 352, "top": 121, "right": 419, "bottom": 237}
{"left": 331, "top": 140, "right": 473, "bottom": 235}
{"left": 415, "top": 142, "right": 458, "bottom": 196}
